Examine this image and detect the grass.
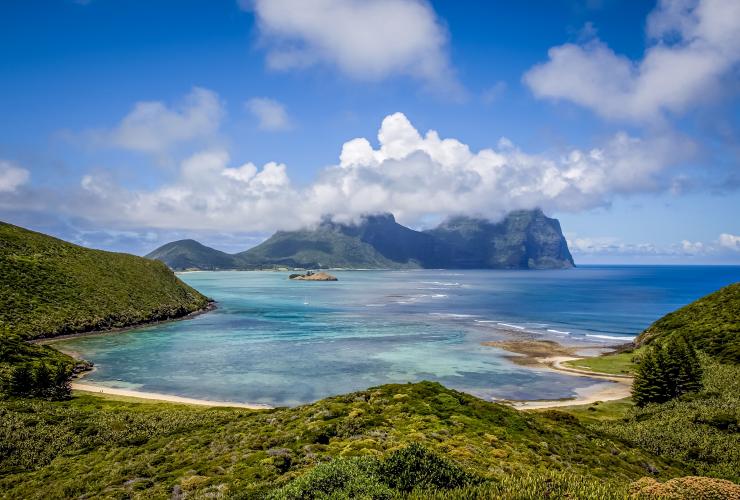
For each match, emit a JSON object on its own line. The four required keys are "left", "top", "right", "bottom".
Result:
{"left": 0, "top": 221, "right": 210, "bottom": 340}
{"left": 563, "top": 350, "right": 639, "bottom": 376}
{"left": 0, "top": 381, "right": 686, "bottom": 498}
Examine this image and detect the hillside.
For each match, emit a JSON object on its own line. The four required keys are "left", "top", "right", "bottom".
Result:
{"left": 0, "top": 222, "right": 210, "bottom": 340}
{"left": 238, "top": 225, "right": 407, "bottom": 269}
{"left": 0, "top": 381, "right": 685, "bottom": 498}
{"left": 150, "top": 209, "right": 575, "bottom": 270}
{"left": 635, "top": 282, "right": 740, "bottom": 363}
{"left": 145, "top": 239, "right": 240, "bottom": 271}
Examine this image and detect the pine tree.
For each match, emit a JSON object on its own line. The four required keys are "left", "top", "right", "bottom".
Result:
{"left": 9, "top": 364, "right": 34, "bottom": 396}
{"left": 33, "top": 363, "right": 52, "bottom": 398}
{"left": 632, "top": 348, "right": 666, "bottom": 406}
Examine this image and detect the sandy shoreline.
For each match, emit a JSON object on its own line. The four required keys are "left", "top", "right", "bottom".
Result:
{"left": 71, "top": 382, "right": 272, "bottom": 409}
{"left": 481, "top": 340, "right": 633, "bottom": 409}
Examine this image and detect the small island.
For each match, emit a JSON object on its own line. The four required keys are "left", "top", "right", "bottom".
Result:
{"left": 288, "top": 271, "right": 338, "bottom": 281}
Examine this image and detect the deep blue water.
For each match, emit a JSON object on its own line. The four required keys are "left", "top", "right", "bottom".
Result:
{"left": 57, "top": 266, "right": 740, "bottom": 406}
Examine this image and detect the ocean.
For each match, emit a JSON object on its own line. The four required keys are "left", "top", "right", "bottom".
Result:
{"left": 56, "top": 265, "right": 740, "bottom": 406}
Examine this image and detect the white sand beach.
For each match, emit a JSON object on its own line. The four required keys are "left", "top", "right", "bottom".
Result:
{"left": 72, "top": 382, "right": 272, "bottom": 409}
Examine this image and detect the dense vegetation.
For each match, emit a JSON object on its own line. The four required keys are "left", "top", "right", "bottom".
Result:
{"left": 0, "top": 381, "right": 684, "bottom": 498}
{"left": 631, "top": 336, "right": 703, "bottom": 406}
{"left": 0, "top": 221, "right": 210, "bottom": 340}
{"left": 636, "top": 282, "right": 740, "bottom": 363}
{"left": 0, "top": 330, "right": 78, "bottom": 400}
{"left": 585, "top": 359, "right": 740, "bottom": 482}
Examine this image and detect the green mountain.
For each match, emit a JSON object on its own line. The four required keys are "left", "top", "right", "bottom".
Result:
{"left": 145, "top": 239, "right": 240, "bottom": 271}
{"left": 149, "top": 209, "right": 575, "bottom": 270}
{"left": 636, "top": 282, "right": 740, "bottom": 363}
{"left": 0, "top": 221, "right": 210, "bottom": 340}
{"left": 426, "top": 209, "right": 575, "bottom": 269}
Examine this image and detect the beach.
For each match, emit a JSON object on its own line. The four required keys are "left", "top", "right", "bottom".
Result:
{"left": 482, "top": 340, "right": 633, "bottom": 409}
{"left": 71, "top": 382, "right": 271, "bottom": 409}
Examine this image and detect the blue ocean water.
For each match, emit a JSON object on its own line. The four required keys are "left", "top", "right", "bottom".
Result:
{"left": 56, "top": 266, "right": 740, "bottom": 407}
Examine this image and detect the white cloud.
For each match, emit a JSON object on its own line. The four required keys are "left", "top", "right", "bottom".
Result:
{"left": 523, "top": 0, "right": 740, "bottom": 122}
{"left": 567, "top": 233, "right": 740, "bottom": 258}
{"left": 719, "top": 233, "right": 740, "bottom": 251}
{"left": 0, "top": 161, "right": 30, "bottom": 193}
{"left": 97, "top": 87, "right": 224, "bottom": 155}
{"left": 243, "top": 0, "right": 458, "bottom": 92}
{"left": 68, "top": 112, "right": 693, "bottom": 231}
{"left": 245, "top": 97, "right": 292, "bottom": 131}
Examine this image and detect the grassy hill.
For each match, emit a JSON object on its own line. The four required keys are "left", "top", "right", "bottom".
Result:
{"left": 145, "top": 239, "right": 240, "bottom": 271}
{"left": 237, "top": 227, "right": 409, "bottom": 269}
{"left": 0, "top": 221, "right": 210, "bottom": 340}
{"left": 0, "top": 381, "right": 685, "bottom": 499}
{"left": 636, "top": 283, "right": 740, "bottom": 363}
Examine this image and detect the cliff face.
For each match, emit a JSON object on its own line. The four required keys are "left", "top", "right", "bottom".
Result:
{"left": 426, "top": 209, "right": 575, "bottom": 269}
{"left": 148, "top": 209, "right": 575, "bottom": 270}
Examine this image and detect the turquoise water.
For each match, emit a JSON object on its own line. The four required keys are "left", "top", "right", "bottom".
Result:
{"left": 57, "top": 266, "right": 740, "bottom": 406}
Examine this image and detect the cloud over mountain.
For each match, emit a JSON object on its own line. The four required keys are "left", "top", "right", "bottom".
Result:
{"left": 66, "top": 110, "right": 691, "bottom": 232}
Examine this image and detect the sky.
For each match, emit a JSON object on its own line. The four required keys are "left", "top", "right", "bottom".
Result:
{"left": 0, "top": 0, "right": 739, "bottom": 264}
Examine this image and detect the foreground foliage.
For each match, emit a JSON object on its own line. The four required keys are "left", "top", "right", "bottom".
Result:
{"left": 0, "top": 381, "right": 683, "bottom": 498}
{"left": 591, "top": 360, "right": 740, "bottom": 482}
{"left": 0, "top": 221, "right": 210, "bottom": 340}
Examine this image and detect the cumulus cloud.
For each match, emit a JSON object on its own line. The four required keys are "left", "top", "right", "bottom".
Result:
{"left": 64, "top": 112, "right": 694, "bottom": 232}
{"left": 0, "top": 161, "right": 30, "bottom": 192}
{"left": 523, "top": 0, "right": 740, "bottom": 122}
{"left": 94, "top": 87, "right": 224, "bottom": 155}
{"left": 242, "top": 0, "right": 458, "bottom": 92}
{"left": 78, "top": 150, "right": 302, "bottom": 231}
{"left": 245, "top": 97, "right": 292, "bottom": 131}
{"left": 719, "top": 233, "right": 740, "bottom": 251}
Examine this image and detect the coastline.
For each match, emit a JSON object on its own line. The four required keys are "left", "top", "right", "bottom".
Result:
{"left": 71, "top": 382, "right": 272, "bottom": 409}
{"left": 35, "top": 300, "right": 217, "bottom": 345}
{"left": 482, "top": 340, "right": 633, "bottom": 409}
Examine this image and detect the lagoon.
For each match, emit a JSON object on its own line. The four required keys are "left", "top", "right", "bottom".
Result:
{"left": 56, "top": 266, "right": 740, "bottom": 407}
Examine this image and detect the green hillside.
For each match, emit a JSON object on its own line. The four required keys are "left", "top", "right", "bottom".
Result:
{"left": 636, "top": 283, "right": 740, "bottom": 363}
{"left": 238, "top": 227, "right": 410, "bottom": 269}
{"left": 0, "top": 221, "right": 210, "bottom": 340}
{"left": 145, "top": 239, "right": 240, "bottom": 271}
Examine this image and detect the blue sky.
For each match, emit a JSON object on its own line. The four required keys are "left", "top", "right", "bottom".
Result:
{"left": 0, "top": 0, "right": 738, "bottom": 263}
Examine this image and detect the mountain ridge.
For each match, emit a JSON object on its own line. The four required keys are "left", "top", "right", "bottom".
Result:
{"left": 147, "top": 209, "right": 575, "bottom": 271}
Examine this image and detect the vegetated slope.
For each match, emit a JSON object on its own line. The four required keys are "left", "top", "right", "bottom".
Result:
{"left": 145, "top": 239, "right": 239, "bottom": 270}
{"left": 585, "top": 358, "right": 740, "bottom": 482}
{"left": 426, "top": 209, "right": 575, "bottom": 269}
{"left": 636, "top": 282, "right": 740, "bottom": 363}
{"left": 237, "top": 225, "right": 408, "bottom": 269}
{"left": 0, "top": 221, "right": 210, "bottom": 340}
{"left": 0, "top": 381, "right": 684, "bottom": 498}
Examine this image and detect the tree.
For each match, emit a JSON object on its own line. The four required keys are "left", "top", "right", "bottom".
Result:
{"left": 9, "top": 364, "right": 34, "bottom": 396}
{"left": 632, "top": 348, "right": 666, "bottom": 406}
{"left": 632, "top": 337, "right": 704, "bottom": 407}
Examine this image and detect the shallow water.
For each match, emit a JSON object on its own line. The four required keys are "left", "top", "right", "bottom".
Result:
{"left": 57, "top": 266, "right": 740, "bottom": 406}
